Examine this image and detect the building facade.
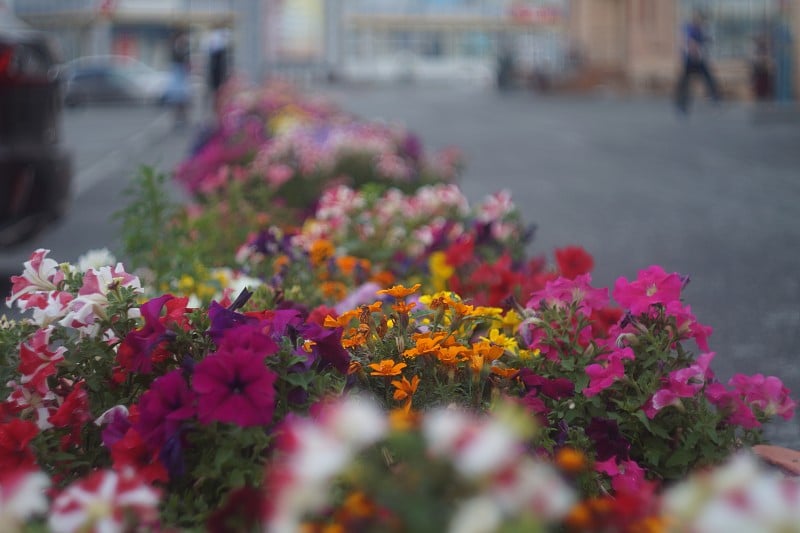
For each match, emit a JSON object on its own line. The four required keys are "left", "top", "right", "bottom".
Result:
{"left": 12, "top": 0, "right": 234, "bottom": 71}
{"left": 568, "top": 0, "right": 799, "bottom": 100}
{"left": 338, "top": 0, "right": 569, "bottom": 84}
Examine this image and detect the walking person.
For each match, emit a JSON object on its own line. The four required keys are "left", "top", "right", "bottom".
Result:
{"left": 206, "top": 26, "right": 230, "bottom": 111}
{"left": 165, "top": 30, "right": 192, "bottom": 127}
{"left": 675, "top": 10, "right": 721, "bottom": 114}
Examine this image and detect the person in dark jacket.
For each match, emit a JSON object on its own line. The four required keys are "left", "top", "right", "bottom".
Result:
{"left": 675, "top": 10, "right": 721, "bottom": 114}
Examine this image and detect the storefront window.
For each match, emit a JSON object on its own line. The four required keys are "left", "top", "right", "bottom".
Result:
{"left": 680, "top": 0, "right": 777, "bottom": 59}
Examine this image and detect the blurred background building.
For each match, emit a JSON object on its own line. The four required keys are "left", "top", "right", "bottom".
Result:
{"left": 8, "top": 0, "right": 799, "bottom": 100}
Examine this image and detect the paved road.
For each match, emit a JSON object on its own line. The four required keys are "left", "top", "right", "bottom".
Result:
{"left": 0, "top": 105, "right": 195, "bottom": 271}
{"left": 318, "top": 85, "right": 800, "bottom": 446}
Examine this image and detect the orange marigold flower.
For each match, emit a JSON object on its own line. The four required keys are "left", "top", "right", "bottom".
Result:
{"left": 324, "top": 310, "right": 359, "bottom": 329}
{"left": 347, "top": 360, "right": 362, "bottom": 375}
{"left": 377, "top": 283, "right": 421, "bottom": 299}
{"left": 468, "top": 353, "right": 484, "bottom": 374}
{"left": 403, "top": 333, "right": 447, "bottom": 358}
{"left": 339, "top": 491, "right": 374, "bottom": 520}
{"left": 321, "top": 281, "right": 347, "bottom": 300}
{"left": 335, "top": 255, "right": 358, "bottom": 274}
{"left": 436, "top": 345, "right": 468, "bottom": 366}
{"left": 273, "top": 254, "right": 290, "bottom": 271}
{"left": 309, "top": 239, "right": 335, "bottom": 266}
{"left": 392, "top": 301, "right": 416, "bottom": 314}
{"left": 564, "top": 502, "right": 592, "bottom": 529}
{"left": 391, "top": 375, "right": 420, "bottom": 402}
{"left": 341, "top": 329, "right": 367, "bottom": 349}
{"left": 490, "top": 366, "right": 519, "bottom": 379}
{"left": 389, "top": 407, "right": 420, "bottom": 431}
{"left": 472, "top": 341, "right": 506, "bottom": 363}
{"left": 370, "top": 270, "right": 395, "bottom": 287}
{"left": 555, "top": 447, "right": 587, "bottom": 473}
{"left": 368, "top": 359, "right": 407, "bottom": 376}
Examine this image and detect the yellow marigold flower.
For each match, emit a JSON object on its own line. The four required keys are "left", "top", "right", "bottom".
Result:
{"left": 309, "top": 239, "right": 335, "bottom": 266}
{"left": 518, "top": 348, "right": 541, "bottom": 360}
{"left": 473, "top": 306, "right": 504, "bottom": 319}
{"left": 377, "top": 283, "right": 421, "bottom": 299}
{"left": 469, "top": 353, "right": 484, "bottom": 374}
{"left": 368, "top": 359, "right": 407, "bottom": 376}
{"left": 391, "top": 374, "right": 420, "bottom": 403}
{"left": 480, "top": 329, "right": 518, "bottom": 351}
{"left": 178, "top": 274, "right": 195, "bottom": 294}
{"left": 501, "top": 309, "right": 523, "bottom": 330}
{"left": 197, "top": 283, "right": 216, "bottom": 300}
{"left": 428, "top": 251, "right": 454, "bottom": 292}
{"left": 555, "top": 447, "right": 587, "bottom": 473}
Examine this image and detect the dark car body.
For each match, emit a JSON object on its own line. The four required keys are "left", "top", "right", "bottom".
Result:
{"left": 0, "top": 13, "right": 71, "bottom": 247}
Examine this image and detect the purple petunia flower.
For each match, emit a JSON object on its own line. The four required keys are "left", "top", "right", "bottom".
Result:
{"left": 136, "top": 370, "right": 196, "bottom": 449}
{"left": 193, "top": 348, "right": 278, "bottom": 428}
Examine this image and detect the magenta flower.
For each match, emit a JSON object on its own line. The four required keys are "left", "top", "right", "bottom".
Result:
{"left": 136, "top": 370, "right": 196, "bottom": 448}
{"left": 613, "top": 265, "right": 683, "bottom": 314}
{"left": 595, "top": 456, "right": 647, "bottom": 494}
{"left": 584, "top": 348, "right": 634, "bottom": 397}
{"left": 193, "top": 348, "right": 277, "bottom": 427}
{"left": 527, "top": 273, "right": 608, "bottom": 315}
{"left": 705, "top": 383, "right": 761, "bottom": 429}
{"left": 728, "top": 373, "right": 796, "bottom": 421}
{"left": 117, "top": 294, "right": 176, "bottom": 374}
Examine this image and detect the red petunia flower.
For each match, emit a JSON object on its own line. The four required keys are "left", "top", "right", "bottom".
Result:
{"left": 110, "top": 428, "right": 168, "bottom": 484}
{"left": 0, "top": 419, "right": 39, "bottom": 471}
{"left": 555, "top": 246, "right": 594, "bottom": 280}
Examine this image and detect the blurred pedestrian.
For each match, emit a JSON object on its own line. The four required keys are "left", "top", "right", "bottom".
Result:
{"left": 772, "top": 0, "right": 794, "bottom": 103}
{"left": 675, "top": 10, "right": 721, "bottom": 114}
{"left": 206, "top": 26, "right": 230, "bottom": 109}
{"left": 165, "top": 30, "right": 191, "bottom": 127}
{"left": 751, "top": 34, "right": 774, "bottom": 101}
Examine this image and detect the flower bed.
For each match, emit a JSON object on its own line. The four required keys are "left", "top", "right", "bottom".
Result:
{"left": 1, "top": 83, "right": 798, "bottom": 531}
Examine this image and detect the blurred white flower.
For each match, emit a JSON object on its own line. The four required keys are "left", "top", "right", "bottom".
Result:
{"left": 77, "top": 248, "right": 117, "bottom": 272}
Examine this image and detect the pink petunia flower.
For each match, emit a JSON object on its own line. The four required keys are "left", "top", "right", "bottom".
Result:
{"left": 584, "top": 348, "right": 635, "bottom": 397}
{"left": 527, "top": 274, "right": 609, "bottom": 315}
{"left": 17, "top": 327, "right": 66, "bottom": 396}
{"left": 193, "top": 348, "right": 277, "bottom": 427}
{"left": 59, "top": 264, "right": 142, "bottom": 336}
{"left": 48, "top": 469, "right": 160, "bottom": 533}
{"left": 613, "top": 265, "right": 684, "bottom": 314}
{"left": 644, "top": 352, "right": 716, "bottom": 419}
{"left": 5, "top": 249, "right": 63, "bottom": 311}
{"left": 728, "top": 374, "right": 796, "bottom": 421}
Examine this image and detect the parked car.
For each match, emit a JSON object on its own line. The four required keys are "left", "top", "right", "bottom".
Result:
{"left": 61, "top": 56, "right": 171, "bottom": 107}
{"left": 0, "top": 11, "right": 72, "bottom": 247}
